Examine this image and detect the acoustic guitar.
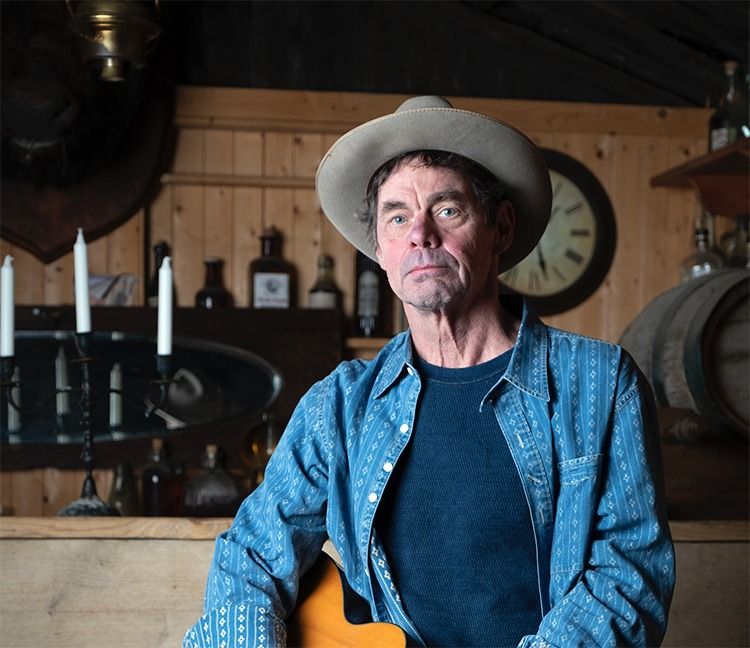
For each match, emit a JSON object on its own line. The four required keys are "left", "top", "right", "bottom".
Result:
{"left": 287, "top": 554, "right": 407, "bottom": 647}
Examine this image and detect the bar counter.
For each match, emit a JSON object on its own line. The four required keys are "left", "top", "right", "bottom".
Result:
{"left": 0, "top": 517, "right": 747, "bottom": 647}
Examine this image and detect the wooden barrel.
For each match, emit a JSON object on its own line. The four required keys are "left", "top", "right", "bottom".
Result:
{"left": 620, "top": 268, "right": 749, "bottom": 442}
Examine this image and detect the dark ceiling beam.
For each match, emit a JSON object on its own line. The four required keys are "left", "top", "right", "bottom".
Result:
{"left": 591, "top": 1, "right": 744, "bottom": 100}
{"left": 415, "top": 1, "right": 700, "bottom": 105}
{"left": 462, "top": 0, "right": 723, "bottom": 106}
{"left": 603, "top": 1, "right": 748, "bottom": 64}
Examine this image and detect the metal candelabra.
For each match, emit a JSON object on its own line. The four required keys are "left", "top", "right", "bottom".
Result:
{"left": 0, "top": 332, "right": 173, "bottom": 516}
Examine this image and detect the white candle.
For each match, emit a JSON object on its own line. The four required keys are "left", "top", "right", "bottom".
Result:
{"left": 1, "top": 255, "right": 14, "bottom": 357}
{"left": 109, "top": 363, "right": 122, "bottom": 428}
{"left": 55, "top": 346, "right": 71, "bottom": 416}
{"left": 157, "top": 256, "right": 173, "bottom": 356}
{"left": 74, "top": 229, "right": 91, "bottom": 334}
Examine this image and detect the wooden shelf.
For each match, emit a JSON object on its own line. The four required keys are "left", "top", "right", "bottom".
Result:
{"left": 2, "top": 516, "right": 746, "bottom": 542}
{"left": 651, "top": 138, "right": 749, "bottom": 217}
{"left": 161, "top": 172, "right": 315, "bottom": 189}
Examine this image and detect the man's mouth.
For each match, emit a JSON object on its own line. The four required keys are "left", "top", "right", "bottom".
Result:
{"left": 405, "top": 264, "right": 448, "bottom": 277}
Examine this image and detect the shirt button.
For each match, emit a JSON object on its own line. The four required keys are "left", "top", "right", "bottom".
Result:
{"left": 399, "top": 423, "right": 409, "bottom": 433}
{"left": 383, "top": 462, "right": 393, "bottom": 472}
{"left": 407, "top": 366, "right": 414, "bottom": 376}
{"left": 368, "top": 492, "right": 378, "bottom": 503}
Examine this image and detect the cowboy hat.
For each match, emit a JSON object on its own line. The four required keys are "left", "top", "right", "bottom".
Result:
{"left": 315, "top": 95, "right": 551, "bottom": 273}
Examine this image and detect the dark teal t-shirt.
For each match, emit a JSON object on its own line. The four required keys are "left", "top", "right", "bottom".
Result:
{"left": 377, "top": 349, "right": 544, "bottom": 647}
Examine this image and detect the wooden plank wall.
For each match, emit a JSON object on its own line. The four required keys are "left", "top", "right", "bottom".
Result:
{"left": 1, "top": 88, "right": 713, "bottom": 516}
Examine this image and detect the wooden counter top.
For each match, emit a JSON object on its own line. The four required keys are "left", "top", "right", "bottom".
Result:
{"left": 0, "top": 516, "right": 231, "bottom": 539}
{"left": 1, "top": 516, "right": 747, "bottom": 542}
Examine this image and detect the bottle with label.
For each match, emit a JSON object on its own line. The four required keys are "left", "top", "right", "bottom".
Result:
{"left": 308, "top": 254, "right": 341, "bottom": 309}
{"left": 141, "top": 437, "right": 181, "bottom": 516}
{"left": 249, "top": 227, "right": 297, "bottom": 309}
{"left": 195, "top": 257, "right": 234, "bottom": 308}
{"left": 108, "top": 462, "right": 139, "bottom": 516}
{"left": 354, "top": 251, "right": 391, "bottom": 337}
{"left": 183, "top": 444, "right": 244, "bottom": 517}
{"left": 709, "top": 60, "right": 750, "bottom": 151}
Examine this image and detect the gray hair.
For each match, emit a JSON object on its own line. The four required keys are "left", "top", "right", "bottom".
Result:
{"left": 357, "top": 150, "right": 508, "bottom": 245}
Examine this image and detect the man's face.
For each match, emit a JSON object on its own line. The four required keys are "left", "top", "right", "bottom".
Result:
{"left": 374, "top": 160, "right": 513, "bottom": 314}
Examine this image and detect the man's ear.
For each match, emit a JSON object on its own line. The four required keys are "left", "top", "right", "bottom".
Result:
{"left": 494, "top": 200, "right": 516, "bottom": 255}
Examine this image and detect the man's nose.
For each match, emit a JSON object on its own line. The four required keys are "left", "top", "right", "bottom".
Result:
{"left": 409, "top": 211, "right": 440, "bottom": 248}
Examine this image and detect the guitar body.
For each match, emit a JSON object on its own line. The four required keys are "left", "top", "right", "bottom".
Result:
{"left": 287, "top": 556, "right": 407, "bottom": 648}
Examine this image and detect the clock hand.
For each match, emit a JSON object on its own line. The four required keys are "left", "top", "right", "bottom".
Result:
{"left": 537, "top": 246, "right": 548, "bottom": 279}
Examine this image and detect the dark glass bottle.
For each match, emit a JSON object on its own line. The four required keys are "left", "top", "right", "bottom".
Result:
{"left": 354, "top": 251, "right": 391, "bottom": 337}
{"left": 249, "top": 227, "right": 297, "bottom": 309}
{"left": 183, "top": 444, "right": 244, "bottom": 517}
{"left": 141, "top": 437, "right": 181, "bottom": 516}
{"left": 108, "top": 462, "right": 139, "bottom": 516}
{"left": 308, "top": 254, "right": 341, "bottom": 309}
{"left": 195, "top": 257, "right": 234, "bottom": 308}
{"left": 709, "top": 60, "right": 750, "bottom": 151}
{"left": 146, "top": 241, "right": 176, "bottom": 307}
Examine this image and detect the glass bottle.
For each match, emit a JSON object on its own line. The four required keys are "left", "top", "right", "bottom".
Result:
{"left": 680, "top": 227, "right": 725, "bottom": 282}
{"left": 108, "top": 462, "right": 139, "bottom": 516}
{"left": 308, "top": 254, "right": 341, "bottom": 309}
{"left": 709, "top": 60, "right": 750, "bottom": 151}
{"left": 249, "top": 227, "right": 297, "bottom": 309}
{"left": 141, "top": 437, "right": 180, "bottom": 516}
{"left": 195, "top": 257, "right": 234, "bottom": 308}
{"left": 248, "top": 412, "right": 282, "bottom": 487}
{"left": 354, "top": 251, "right": 391, "bottom": 337}
{"left": 183, "top": 444, "right": 244, "bottom": 517}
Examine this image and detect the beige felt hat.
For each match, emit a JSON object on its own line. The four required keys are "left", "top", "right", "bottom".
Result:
{"left": 315, "top": 95, "right": 552, "bottom": 273}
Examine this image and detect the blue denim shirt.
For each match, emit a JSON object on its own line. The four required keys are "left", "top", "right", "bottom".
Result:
{"left": 184, "top": 304, "right": 675, "bottom": 648}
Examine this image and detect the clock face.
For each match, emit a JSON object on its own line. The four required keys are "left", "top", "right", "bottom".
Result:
{"left": 499, "top": 149, "right": 616, "bottom": 315}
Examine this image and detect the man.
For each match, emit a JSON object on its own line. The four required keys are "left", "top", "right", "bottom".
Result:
{"left": 184, "top": 96, "right": 674, "bottom": 648}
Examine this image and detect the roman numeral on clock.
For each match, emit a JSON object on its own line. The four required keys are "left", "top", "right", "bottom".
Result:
{"left": 565, "top": 248, "right": 584, "bottom": 264}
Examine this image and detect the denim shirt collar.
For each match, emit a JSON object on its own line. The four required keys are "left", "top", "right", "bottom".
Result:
{"left": 372, "top": 298, "right": 550, "bottom": 402}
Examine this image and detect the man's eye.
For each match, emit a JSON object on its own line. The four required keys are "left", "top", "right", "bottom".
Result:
{"left": 390, "top": 215, "right": 406, "bottom": 225}
{"left": 438, "top": 207, "right": 458, "bottom": 218}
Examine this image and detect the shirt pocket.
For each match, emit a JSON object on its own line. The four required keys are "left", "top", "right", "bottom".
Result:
{"left": 550, "top": 454, "right": 602, "bottom": 578}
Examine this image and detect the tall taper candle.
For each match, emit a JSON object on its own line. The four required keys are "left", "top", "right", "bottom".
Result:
{"left": 55, "top": 346, "right": 71, "bottom": 416}
{"left": 1, "top": 255, "right": 14, "bottom": 357}
{"left": 109, "top": 363, "right": 123, "bottom": 428}
{"left": 157, "top": 256, "right": 173, "bottom": 356}
{"left": 74, "top": 229, "right": 91, "bottom": 334}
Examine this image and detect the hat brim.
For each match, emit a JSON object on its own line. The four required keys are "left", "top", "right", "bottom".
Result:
{"left": 315, "top": 103, "right": 551, "bottom": 273}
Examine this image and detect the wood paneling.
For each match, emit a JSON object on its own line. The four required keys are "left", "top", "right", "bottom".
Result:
{"left": 1, "top": 88, "right": 711, "bottom": 515}
{"left": 0, "top": 518, "right": 747, "bottom": 648}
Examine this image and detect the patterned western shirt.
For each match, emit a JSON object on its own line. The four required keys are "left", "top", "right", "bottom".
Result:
{"left": 183, "top": 303, "right": 675, "bottom": 648}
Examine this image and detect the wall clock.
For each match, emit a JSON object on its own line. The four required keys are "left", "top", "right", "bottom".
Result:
{"left": 499, "top": 148, "right": 617, "bottom": 315}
